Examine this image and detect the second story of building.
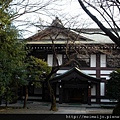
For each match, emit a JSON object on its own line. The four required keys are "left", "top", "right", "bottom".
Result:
{"left": 26, "top": 17, "right": 120, "bottom": 80}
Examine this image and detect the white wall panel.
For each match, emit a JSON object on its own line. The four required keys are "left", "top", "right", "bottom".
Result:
{"left": 100, "top": 70, "right": 113, "bottom": 74}
{"left": 57, "top": 54, "right": 62, "bottom": 65}
{"left": 101, "top": 76, "right": 110, "bottom": 80}
{"left": 91, "top": 99, "right": 96, "bottom": 102}
{"left": 81, "top": 70, "right": 96, "bottom": 74}
{"left": 101, "top": 99, "right": 117, "bottom": 102}
{"left": 91, "top": 85, "right": 96, "bottom": 96}
{"left": 100, "top": 82, "right": 105, "bottom": 96}
{"left": 47, "top": 54, "right": 53, "bottom": 66}
{"left": 90, "top": 54, "right": 96, "bottom": 67}
{"left": 100, "top": 54, "right": 106, "bottom": 67}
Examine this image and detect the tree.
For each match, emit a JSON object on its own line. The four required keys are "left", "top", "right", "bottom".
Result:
{"left": 78, "top": 0, "right": 120, "bottom": 47}
{"left": 0, "top": 0, "right": 27, "bottom": 106}
{"left": 23, "top": 56, "right": 51, "bottom": 108}
{"left": 0, "top": 0, "right": 65, "bottom": 108}
{"left": 107, "top": 69, "right": 120, "bottom": 114}
{"left": 0, "top": 0, "right": 66, "bottom": 110}
{"left": 26, "top": 56, "right": 51, "bottom": 86}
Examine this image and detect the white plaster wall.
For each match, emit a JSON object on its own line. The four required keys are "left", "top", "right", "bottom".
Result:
{"left": 101, "top": 99, "right": 117, "bottom": 102}
{"left": 57, "top": 54, "right": 63, "bottom": 65}
{"left": 57, "top": 70, "right": 96, "bottom": 76}
{"left": 47, "top": 54, "right": 53, "bottom": 66}
{"left": 91, "top": 99, "right": 96, "bottom": 102}
{"left": 101, "top": 76, "right": 110, "bottom": 80}
{"left": 91, "top": 85, "right": 96, "bottom": 96}
{"left": 56, "top": 98, "right": 59, "bottom": 101}
{"left": 90, "top": 54, "right": 96, "bottom": 67}
{"left": 100, "top": 54, "right": 106, "bottom": 67}
{"left": 100, "top": 70, "right": 113, "bottom": 74}
{"left": 81, "top": 70, "right": 96, "bottom": 74}
{"left": 100, "top": 82, "right": 105, "bottom": 96}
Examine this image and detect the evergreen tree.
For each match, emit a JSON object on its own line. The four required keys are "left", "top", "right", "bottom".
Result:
{"left": 23, "top": 56, "right": 51, "bottom": 108}
{"left": 0, "top": 0, "right": 27, "bottom": 106}
{"left": 107, "top": 69, "right": 120, "bottom": 114}
{"left": 26, "top": 56, "right": 51, "bottom": 87}
{"left": 107, "top": 69, "right": 120, "bottom": 100}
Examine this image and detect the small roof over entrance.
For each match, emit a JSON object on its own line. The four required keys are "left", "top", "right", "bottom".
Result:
{"left": 50, "top": 67, "right": 105, "bottom": 83}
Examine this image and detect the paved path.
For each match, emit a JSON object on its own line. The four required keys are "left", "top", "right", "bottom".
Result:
{"left": 0, "top": 101, "right": 113, "bottom": 114}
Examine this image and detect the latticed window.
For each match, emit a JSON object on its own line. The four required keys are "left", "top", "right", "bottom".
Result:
{"left": 77, "top": 54, "right": 90, "bottom": 67}
{"left": 106, "top": 54, "right": 120, "bottom": 68}
{"left": 63, "top": 54, "right": 90, "bottom": 67}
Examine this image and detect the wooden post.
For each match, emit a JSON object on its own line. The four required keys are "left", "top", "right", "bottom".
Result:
{"left": 59, "top": 84, "right": 63, "bottom": 104}
{"left": 88, "top": 85, "right": 91, "bottom": 105}
{"left": 96, "top": 82, "right": 100, "bottom": 104}
{"left": 42, "top": 83, "right": 45, "bottom": 101}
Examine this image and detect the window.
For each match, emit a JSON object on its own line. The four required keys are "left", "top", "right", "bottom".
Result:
{"left": 77, "top": 54, "right": 90, "bottom": 67}
{"left": 106, "top": 54, "right": 120, "bottom": 68}
{"left": 63, "top": 54, "right": 90, "bottom": 67}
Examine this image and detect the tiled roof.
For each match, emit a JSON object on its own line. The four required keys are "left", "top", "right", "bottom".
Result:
{"left": 27, "top": 17, "right": 120, "bottom": 45}
{"left": 50, "top": 67, "right": 105, "bottom": 83}
{"left": 27, "top": 17, "right": 94, "bottom": 43}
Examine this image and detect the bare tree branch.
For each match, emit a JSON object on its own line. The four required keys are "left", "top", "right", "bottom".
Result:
{"left": 78, "top": 0, "right": 120, "bottom": 47}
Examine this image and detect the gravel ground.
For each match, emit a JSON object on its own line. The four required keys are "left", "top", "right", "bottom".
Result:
{"left": 0, "top": 101, "right": 113, "bottom": 114}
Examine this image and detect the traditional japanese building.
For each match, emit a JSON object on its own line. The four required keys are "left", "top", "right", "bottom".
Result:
{"left": 26, "top": 17, "right": 120, "bottom": 104}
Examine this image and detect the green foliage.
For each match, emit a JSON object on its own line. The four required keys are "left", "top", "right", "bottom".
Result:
{"left": 0, "top": 0, "right": 27, "bottom": 104}
{"left": 0, "top": 0, "right": 51, "bottom": 106}
{"left": 26, "top": 56, "right": 52, "bottom": 87}
{"left": 0, "top": 24, "right": 27, "bottom": 94}
{"left": 107, "top": 69, "right": 120, "bottom": 100}
{"left": 0, "top": 0, "right": 12, "bottom": 28}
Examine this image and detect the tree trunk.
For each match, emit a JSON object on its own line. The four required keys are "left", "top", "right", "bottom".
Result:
{"left": 50, "top": 93, "right": 58, "bottom": 111}
{"left": 0, "top": 96, "right": 2, "bottom": 105}
{"left": 44, "top": 67, "right": 59, "bottom": 111}
{"left": 112, "top": 99, "right": 120, "bottom": 114}
{"left": 5, "top": 89, "right": 8, "bottom": 108}
{"left": 47, "top": 80, "right": 58, "bottom": 111}
{"left": 23, "top": 86, "right": 28, "bottom": 108}
{"left": 5, "top": 101, "right": 8, "bottom": 108}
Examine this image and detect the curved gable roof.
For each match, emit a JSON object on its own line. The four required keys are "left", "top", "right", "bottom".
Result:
{"left": 27, "top": 17, "right": 93, "bottom": 42}
{"left": 50, "top": 67, "right": 105, "bottom": 83}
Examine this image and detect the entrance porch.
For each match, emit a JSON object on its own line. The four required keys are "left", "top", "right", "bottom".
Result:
{"left": 50, "top": 67, "right": 105, "bottom": 105}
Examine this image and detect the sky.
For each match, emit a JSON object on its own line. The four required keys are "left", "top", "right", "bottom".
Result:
{"left": 12, "top": 0, "right": 110, "bottom": 38}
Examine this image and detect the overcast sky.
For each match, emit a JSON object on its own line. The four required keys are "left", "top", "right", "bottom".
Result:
{"left": 13, "top": 0, "right": 99, "bottom": 38}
